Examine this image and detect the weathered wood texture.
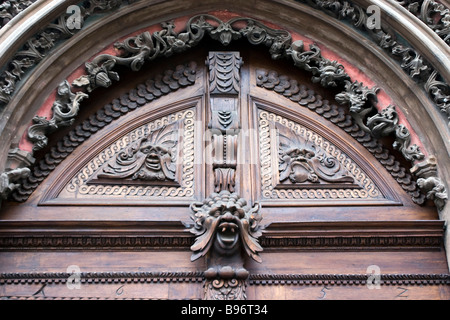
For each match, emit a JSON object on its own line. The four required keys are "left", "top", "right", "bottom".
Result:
{"left": 0, "top": 45, "right": 448, "bottom": 300}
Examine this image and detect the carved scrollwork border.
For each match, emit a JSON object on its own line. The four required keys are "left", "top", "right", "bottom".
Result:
{"left": 1, "top": 2, "right": 448, "bottom": 127}
{"left": 0, "top": 271, "right": 447, "bottom": 286}
{"left": 11, "top": 62, "right": 198, "bottom": 202}
{"left": 64, "top": 109, "right": 195, "bottom": 199}
{"left": 295, "top": 0, "right": 450, "bottom": 126}
{"left": 3, "top": 12, "right": 447, "bottom": 210}
{"left": 258, "top": 110, "right": 384, "bottom": 201}
{"left": 255, "top": 71, "right": 426, "bottom": 204}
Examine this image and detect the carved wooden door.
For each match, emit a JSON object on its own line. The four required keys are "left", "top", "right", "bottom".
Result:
{"left": 2, "top": 43, "right": 448, "bottom": 300}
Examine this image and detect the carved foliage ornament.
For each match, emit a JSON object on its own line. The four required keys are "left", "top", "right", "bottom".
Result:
{"left": 335, "top": 82, "right": 425, "bottom": 162}
{"left": 7, "top": 14, "right": 447, "bottom": 209}
{"left": 277, "top": 123, "right": 355, "bottom": 185}
{"left": 294, "top": 0, "right": 450, "bottom": 126}
{"left": 1, "top": 1, "right": 449, "bottom": 136}
{"left": 393, "top": 0, "right": 450, "bottom": 45}
{"left": 255, "top": 70, "right": 428, "bottom": 204}
{"left": 27, "top": 81, "right": 88, "bottom": 152}
{"left": 0, "top": 0, "right": 132, "bottom": 108}
{"left": 95, "top": 123, "right": 179, "bottom": 183}
{"left": 187, "top": 190, "right": 264, "bottom": 264}
{"left": 71, "top": 15, "right": 292, "bottom": 94}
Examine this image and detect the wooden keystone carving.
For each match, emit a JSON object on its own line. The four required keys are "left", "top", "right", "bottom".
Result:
{"left": 186, "top": 51, "right": 265, "bottom": 300}
{"left": 187, "top": 190, "right": 264, "bottom": 300}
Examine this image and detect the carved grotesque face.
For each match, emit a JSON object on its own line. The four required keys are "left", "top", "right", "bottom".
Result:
{"left": 280, "top": 147, "right": 318, "bottom": 183}
{"left": 97, "top": 123, "right": 178, "bottom": 182}
{"left": 140, "top": 142, "right": 171, "bottom": 171}
{"left": 188, "top": 190, "right": 264, "bottom": 263}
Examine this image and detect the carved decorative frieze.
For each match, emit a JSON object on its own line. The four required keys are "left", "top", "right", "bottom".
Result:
{"left": 249, "top": 273, "right": 450, "bottom": 286}
{"left": 393, "top": 0, "right": 450, "bottom": 45}
{"left": 1, "top": 4, "right": 449, "bottom": 139}
{"left": 0, "top": 1, "right": 38, "bottom": 29}
{"left": 0, "top": 0, "right": 129, "bottom": 109}
{"left": 64, "top": 109, "right": 194, "bottom": 199}
{"left": 0, "top": 271, "right": 204, "bottom": 285}
{"left": 186, "top": 190, "right": 264, "bottom": 300}
{"left": 94, "top": 122, "right": 179, "bottom": 183}
{"left": 259, "top": 110, "right": 382, "bottom": 200}
{"left": 287, "top": 40, "right": 349, "bottom": 88}
{"left": 11, "top": 63, "right": 197, "bottom": 202}
{"left": 0, "top": 221, "right": 443, "bottom": 251}
{"left": 256, "top": 69, "right": 426, "bottom": 204}
{"left": 27, "top": 81, "right": 88, "bottom": 151}
{"left": 335, "top": 83, "right": 425, "bottom": 162}
{"left": 294, "top": 0, "right": 450, "bottom": 126}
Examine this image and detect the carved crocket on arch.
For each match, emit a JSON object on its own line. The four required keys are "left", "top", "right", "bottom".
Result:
{"left": 0, "top": 8, "right": 449, "bottom": 301}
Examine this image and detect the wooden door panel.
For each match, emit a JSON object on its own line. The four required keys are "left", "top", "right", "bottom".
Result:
{"left": 0, "top": 45, "right": 448, "bottom": 300}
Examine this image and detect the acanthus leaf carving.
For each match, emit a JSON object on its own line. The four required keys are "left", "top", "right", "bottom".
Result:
{"left": 27, "top": 80, "right": 88, "bottom": 151}
{"left": 287, "top": 40, "right": 350, "bottom": 88}
{"left": 95, "top": 122, "right": 179, "bottom": 183}
{"left": 411, "top": 156, "right": 448, "bottom": 211}
{"left": 424, "top": 71, "right": 450, "bottom": 123}
{"left": 335, "top": 82, "right": 424, "bottom": 162}
{"left": 276, "top": 123, "right": 355, "bottom": 185}
{"left": 335, "top": 80, "right": 379, "bottom": 133}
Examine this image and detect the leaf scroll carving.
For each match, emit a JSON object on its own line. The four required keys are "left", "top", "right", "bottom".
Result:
{"left": 93, "top": 122, "right": 179, "bottom": 183}
{"left": 276, "top": 123, "right": 355, "bottom": 185}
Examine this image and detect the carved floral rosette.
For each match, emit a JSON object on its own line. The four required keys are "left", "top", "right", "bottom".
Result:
{"left": 63, "top": 109, "right": 195, "bottom": 199}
